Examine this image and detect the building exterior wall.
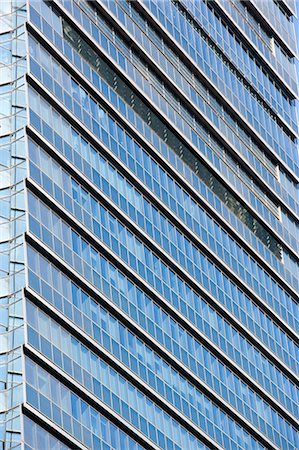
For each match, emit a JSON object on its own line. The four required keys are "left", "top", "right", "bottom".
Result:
{"left": 0, "top": 1, "right": 298, "bottom": 449}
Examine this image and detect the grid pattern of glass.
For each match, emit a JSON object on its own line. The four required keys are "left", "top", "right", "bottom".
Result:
{"left": 27, "top": 186, "right": 299, "bottom": 376}
{"left": 250, "top": 0, "right": 297, "bottom": 53}
{"left": 25, "top": 32, "right": 299, "bottom": 268}
{"left": 25, "top": 246, "right": 299, "bottom": 422}
{"left": 179, "top": 0, "right": 298, "bottom": 102}
{"left": 27, "top": 35, "right": 294, "bottom": 261}
{"left": 27, "top": 83, "right": 299, "bottom": 334}
{"left": 4, "top": 0, "right": 297, "bottom": 447}
{"left": 58, "top": 0, "right": 287, "bottom": 227}
{"left": 28, "top": 0, "right": 299, "bottom": 241}
{"left": 137, "top": 0, "right": 298, "bottom": 174}
{"left": 27, "top": 138, "right": 299, "bottom": 373}
{"left": 215, "top": 0, "right": 297, "bottom": 93}
{"left": 65, "top": 0, "right": 299, "bottom": 221}
{"left": 25, "top": 358, "right": 147, "bottom": 450}
{"left": 26, "top": 2, "right": 299, "bottom": 311}
{"left": 26, "top": 300, "right": 273, "bottom": 450}
{"left": 23, "top": 416, "right": 71, "bottom": 450}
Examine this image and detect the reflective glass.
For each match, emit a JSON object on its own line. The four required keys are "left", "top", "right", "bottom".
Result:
{"left": 25, "top": 256, "right": 299, "bottom": 421}
{"left": 25, "top": 358, "right": 146, "bottom": 450}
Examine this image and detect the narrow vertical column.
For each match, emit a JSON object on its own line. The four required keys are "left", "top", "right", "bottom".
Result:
{"left": 0, "top": 1, "right": 28, "bottom": 448}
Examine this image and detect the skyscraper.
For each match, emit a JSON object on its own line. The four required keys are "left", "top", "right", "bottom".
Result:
{"left": 1, "top": 0, "right": 298, "bottom": 449}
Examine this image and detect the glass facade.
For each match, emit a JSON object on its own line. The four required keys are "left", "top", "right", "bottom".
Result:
{"left": 0, "top": 0, "right": 298, "bottom": 449}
